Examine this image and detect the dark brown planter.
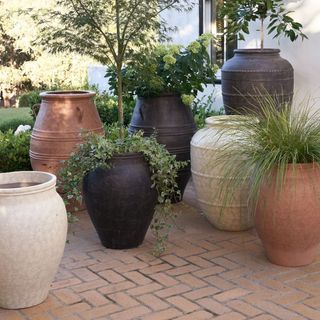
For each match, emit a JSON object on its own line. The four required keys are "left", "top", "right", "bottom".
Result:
{"left": 129, "top": 94, "right": 196, "bottom": 202}
{"left": 83, "top": 153, "right": 157, "bottom": 249}
{"left": 221, "top": 49, "right": 294, "bottom": 114}
{"left": 30, "top": 91, "right": 104, "bottom": 175}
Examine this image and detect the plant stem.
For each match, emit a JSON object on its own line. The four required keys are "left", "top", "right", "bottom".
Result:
{"left": 116, "top": 65, "right": 124, "bottom": 139}
{"left": 260, "top": 17, "right": 264, "bottom": 49}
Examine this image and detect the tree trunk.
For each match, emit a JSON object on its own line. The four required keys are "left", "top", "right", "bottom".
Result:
{"left": 116, "top": 67, "right": 125, "bottom": 139}
{"left": 260, "top": 18, "right": 264, "bottom": 49}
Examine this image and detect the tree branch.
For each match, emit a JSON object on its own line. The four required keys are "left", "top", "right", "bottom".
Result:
{"left": 70, "top": 0, "right": 118, "bottom": 63}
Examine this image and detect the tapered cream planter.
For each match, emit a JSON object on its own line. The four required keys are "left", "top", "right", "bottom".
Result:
{"left": 191, "top": 116, "right": 253, "bottom": 231}
{"left": 0, "top": 171, "right": 67, "bottom": 309}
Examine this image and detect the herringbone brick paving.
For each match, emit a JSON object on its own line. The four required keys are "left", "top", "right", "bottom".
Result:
{"left": 1, "top": 182, "right": 320, "bottom": 319}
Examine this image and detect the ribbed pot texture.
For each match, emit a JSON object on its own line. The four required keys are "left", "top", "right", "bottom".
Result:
{"left": 83, "top": 153, "right": 157, "bottom": 249}
{"left": 255, "top": 164, "right": 320, "bottom": 267}
{"left": 30, "top": 91, "right": 104, "bottom": 175}
{"left": 221, "top": 49, "right": 294, "bottom": 114}
{"left": 0, "top": 171, "right": 67, "bottom": 309}
{"left": 191, "top": 116, "right": 253, "bottom": 231}
{"left": 129, "top": 94, "right": 196, "bottom": 202}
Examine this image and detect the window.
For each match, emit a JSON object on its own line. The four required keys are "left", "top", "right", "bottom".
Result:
{"left": 199, "top": 0, "right": 237, "bottom": 67}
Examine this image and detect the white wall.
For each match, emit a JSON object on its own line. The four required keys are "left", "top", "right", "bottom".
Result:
{"left": 238, "top": 0, "right": 320, "bottom": 104}
{"left": 160, "top": 2, "right": 200, "bottom": 45}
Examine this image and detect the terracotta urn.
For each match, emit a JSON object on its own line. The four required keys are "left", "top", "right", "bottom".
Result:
{"left": 30, "top": 91, "right": 104, "bottom": 175}
{"left": 191, "top": 116, "right": 253, "bottom": 231}
{"left": 255, "top": 164, "right": 320, "bottom": 267}
{"left": 0, "top": 171, "right": 67, "bottom": 309}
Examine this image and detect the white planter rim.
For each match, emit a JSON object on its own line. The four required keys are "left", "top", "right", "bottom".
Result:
{"left": 0, "top": 171, "right": 56, "bottom": 196}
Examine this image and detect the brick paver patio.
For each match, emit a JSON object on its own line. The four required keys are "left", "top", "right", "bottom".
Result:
{"left": 1, "top": 182, "right": 320, "bottom": 320}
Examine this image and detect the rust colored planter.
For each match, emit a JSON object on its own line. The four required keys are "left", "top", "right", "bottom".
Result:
{"left": 255, "top": 164, "right": 320, "bottom": 267}
{"left": 30, "top": 91, "right": 104, "bottom": 175}
{"left": 221, "top": 49, "right": 294, "bottom": 114}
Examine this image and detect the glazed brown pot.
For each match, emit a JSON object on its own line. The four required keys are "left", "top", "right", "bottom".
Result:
{"left": 255, "top": 164, "right": 320, "bottom": 267}
{"left": 129, "top": 93, "right": 196, "bottom": 202}
{"left": 30, "top": 91, "right": 104, "bottom": 175}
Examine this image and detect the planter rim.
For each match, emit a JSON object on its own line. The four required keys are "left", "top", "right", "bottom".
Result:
{"left": 0, "top": 171, "right": 56, "bottom": 195}
{"left": 40, "top": 90, "right": 96, "bottom": 99}
{"left": 205, "top": 115, "right": 256, "bottom": 127}
{"left": 234, "top": 48, "right": 280, "bottom": 54}
{"left": 272, "top": 163, "right": 320, "bottom": 171}
{"left": 138, "top": 92, "right": 180, "bottom": 99}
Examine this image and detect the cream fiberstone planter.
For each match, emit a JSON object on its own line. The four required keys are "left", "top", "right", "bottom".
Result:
{"left": 191, "top": 116, "right": 253, "bottom": 231}
{"left": 0, "top": 171, "right": 67, "bottom": 309}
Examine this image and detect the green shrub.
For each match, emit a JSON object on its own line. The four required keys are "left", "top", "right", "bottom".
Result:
{"left": 95, "top": 93, "right": 135, "bottom": 126}
{"left": 0, "top": 108, "right": 34, "bottom": 132}
{"left": 0, "top": 130, "right": 32, "bottom": 172}
{"left": 18, "top": 91, "right": 41, "bottom": 108}
{"left": 191, "top": 95, "right": 224, "bottom": 129}
{"left": 0, "top": 118, "right": 34, "bottom": 133}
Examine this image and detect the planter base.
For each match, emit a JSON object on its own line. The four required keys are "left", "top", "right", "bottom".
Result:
{"left": 264, "top": 245, "right": 317, "bottom": 267}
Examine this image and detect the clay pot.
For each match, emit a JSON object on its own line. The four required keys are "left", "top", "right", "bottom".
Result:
{"left": 191, "top": 116, "right": 253, "bottom": 231}
{"left": 83, "top": 153, "right": 157, "bottom": 249}
{"left": 30, "top": 91, "right": 104, "bottom": 175}
{"left": 255, "top": 164, "right": 320, "bottom": 266}
{"left": 129, "top": 94, "right": 196, "bottom": 202}
{"left": 221, "top": 49, "right": 294, "bottom": 114}
{"left": 0, "top": 171, "right": 67, "bottom": 309}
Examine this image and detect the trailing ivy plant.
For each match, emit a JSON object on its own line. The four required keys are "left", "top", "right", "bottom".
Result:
{"left": 219, "top": 0, "right": 308, "bottom": 49}
{"left": 107, "top": 34, "right": 218, "bottom": 106}
{"left": 59, "top": 127, "right": 187, "bottom": 255}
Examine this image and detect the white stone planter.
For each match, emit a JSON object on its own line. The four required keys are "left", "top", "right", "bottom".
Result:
{"left": 191, "top": 116, "right": 253, "bottom": 231}
{"left": 0, "top": 171, "right": 67, "bottom": 309}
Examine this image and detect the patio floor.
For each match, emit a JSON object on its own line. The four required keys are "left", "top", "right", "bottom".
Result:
{"left": 1, "top": 182, "right": 320, "bottom": 320}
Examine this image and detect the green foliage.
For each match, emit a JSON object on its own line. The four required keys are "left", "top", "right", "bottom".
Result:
{"left": 21, "top": 53, "right": 91, "bottom": 90}
{"left": 0, "top": 130, "right": 32, "bottom": 172}
{"left": 191, "top": 95, "right": 225, "bottom": 129}
{"left": 0, "top": 108, "right": 34, "bottom": 132}
{"left": 108, "top": 35, "right": 218, "bottom": 102}
{"left": 210, "top": 95, "right": 320, "bottom": 212}
{"left": 95, "top": 93, "right": 135, "bottom": 126}
{"left": 18, "top": 91, "right": 41, "bottom": 108}
{"left": 219, "top": 0, "right": 307, "bottom": 48}
{"left": 36, "top": 0, "right": 195, "bottom": 135}
{"left": 59, "top": 129, "right": 187, "bottom": 255}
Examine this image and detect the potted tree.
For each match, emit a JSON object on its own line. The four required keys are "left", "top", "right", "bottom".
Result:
{"left": 219, "top": 0, "right": 307, "bottom": 114}
{"left": 38, "top": 0, "right": 194, "bottom": 253}
{"left": 211, "top": 96, "right": 320, "bottom": 266}
{"left": 107, "top": 35, "right": 218, "bottom": 201}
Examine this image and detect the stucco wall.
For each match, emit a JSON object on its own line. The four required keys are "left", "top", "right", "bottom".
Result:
{"left": 238, "top": 0, "right": 320, "bottom": 104}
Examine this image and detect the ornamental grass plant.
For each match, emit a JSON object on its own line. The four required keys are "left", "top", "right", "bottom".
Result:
{"left": 210, "top": 95, "right": 320, "bottom": 211}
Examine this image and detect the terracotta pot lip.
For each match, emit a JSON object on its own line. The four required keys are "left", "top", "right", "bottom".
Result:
{"left": 0, "top": 171, "right": 56, "bottom": 195}
{"left": 40, "top": 90, "right": 96, "bottom": 99}
{"left": 283, "top": 163, "right": 320, "bottom": 169}
{"left": 234, "top": 48, "right": 280, "bottom": 54}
